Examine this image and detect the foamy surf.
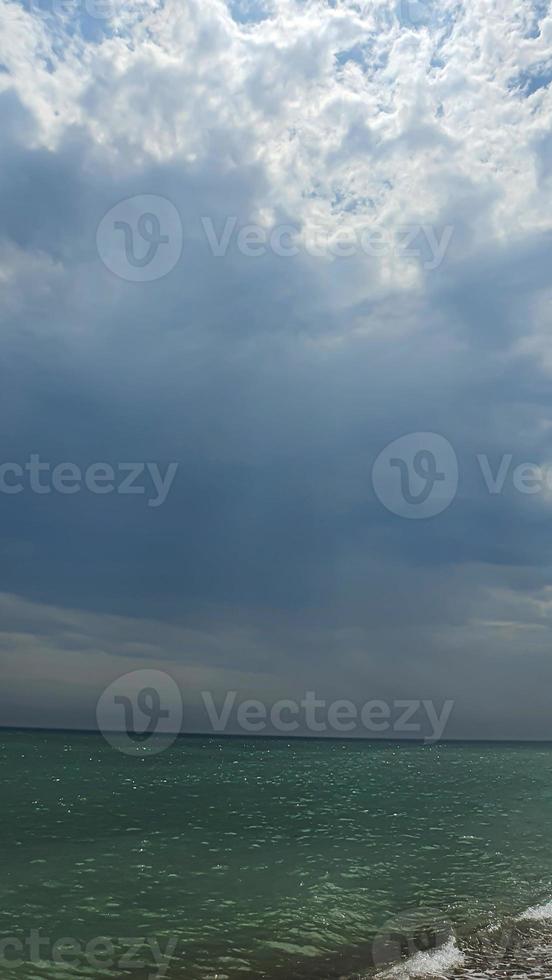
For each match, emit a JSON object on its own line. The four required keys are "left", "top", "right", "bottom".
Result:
{"left": 371, "top": 902, "right": 552, "bottom": 980}
{"left": 375, "top": 937, "right": 465, "bottom": 979}
{"left": 518, "top": 899, "right": 552, "bottom": 922}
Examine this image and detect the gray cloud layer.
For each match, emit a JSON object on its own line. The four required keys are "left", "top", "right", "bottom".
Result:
{"left": 2, "top": 0, "right": 552, "bottom": 737}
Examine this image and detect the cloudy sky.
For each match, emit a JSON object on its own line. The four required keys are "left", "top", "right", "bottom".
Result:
{"left": 1, "top": 0, "right": 552, "bottom": 738}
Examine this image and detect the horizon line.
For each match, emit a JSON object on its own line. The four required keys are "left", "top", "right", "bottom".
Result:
{"left": 2, "top": 724, "right": 552, "bottom": 745}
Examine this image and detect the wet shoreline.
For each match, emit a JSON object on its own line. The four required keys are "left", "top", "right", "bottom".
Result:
{"left": 442, "top": 922, "right": 552, "bottom": 980}
{"left": 373, "top": 918, "right": 552, "bottom": 980}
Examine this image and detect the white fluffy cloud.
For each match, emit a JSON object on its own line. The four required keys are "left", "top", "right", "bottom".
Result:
{"left": 3, "top": 0, "right": 552, "bottom": 260}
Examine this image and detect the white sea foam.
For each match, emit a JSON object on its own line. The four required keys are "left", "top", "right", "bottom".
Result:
{"left": 376, "top": 937, "right": 465, "bottom": 979}
{"left": 518, "top": 900, "right": 552, "bottom": 922}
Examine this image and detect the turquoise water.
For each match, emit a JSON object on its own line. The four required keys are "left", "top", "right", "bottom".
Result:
{"left": 2, "top": 732, "right": 552, "bottom": 978}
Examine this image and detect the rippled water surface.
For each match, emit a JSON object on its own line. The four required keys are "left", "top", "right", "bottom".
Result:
{"left": 2, "top": 732, "right": 552, "bottom": 978}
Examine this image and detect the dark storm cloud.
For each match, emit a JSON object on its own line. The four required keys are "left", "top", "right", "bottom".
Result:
{"left": 2, "top": 0, "right": 552, "bottom": 737}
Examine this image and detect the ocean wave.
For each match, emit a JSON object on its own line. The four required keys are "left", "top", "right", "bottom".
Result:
{"left": 375, "top": 937, "right": 465, "bottom": 979}
{"left": 518, "top": 899, "right": 552, "bottom": 922}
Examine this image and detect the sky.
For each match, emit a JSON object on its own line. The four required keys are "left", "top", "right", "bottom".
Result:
{"left": 1, "top": 0, "right": 552, "bottom": 739}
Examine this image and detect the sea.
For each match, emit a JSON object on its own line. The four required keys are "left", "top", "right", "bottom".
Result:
{"left": 2, "top": 731, "right": 552, "bottom": 979}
